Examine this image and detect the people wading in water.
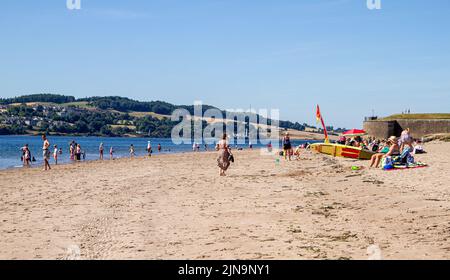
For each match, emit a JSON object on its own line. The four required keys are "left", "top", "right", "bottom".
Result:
{"left": 99, "top": 143, "right": 104, "bottom": 160}
{"left": 42, "top": 134, "right": 51, "bottom": 171}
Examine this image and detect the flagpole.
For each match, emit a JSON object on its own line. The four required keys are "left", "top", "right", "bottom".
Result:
{"left": 316, "top": 105, "right": 329, "bottom": 143}
{"left": 321, "top": 117, "right": 329, "bottom": 143}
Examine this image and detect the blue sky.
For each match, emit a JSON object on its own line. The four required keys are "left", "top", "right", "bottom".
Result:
{"left": 1, "top": 0, "right": 449, "bottom": 128}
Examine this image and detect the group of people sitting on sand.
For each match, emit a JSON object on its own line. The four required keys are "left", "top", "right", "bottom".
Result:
{"left": 364, "top": 128, "right": 425, "bottom": 168}
{"left": 337, "top": 128, "right": 425, "bottom": 157}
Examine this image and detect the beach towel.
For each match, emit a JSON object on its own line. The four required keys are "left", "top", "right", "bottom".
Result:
{"left": 384, "top": 162, "right": 428, "bottom": 171}
{"left": 382, "top": 147, "right": 426, "bottom": 170}
{"left": 385, "top": 163, "right": 429, "bottom": 171}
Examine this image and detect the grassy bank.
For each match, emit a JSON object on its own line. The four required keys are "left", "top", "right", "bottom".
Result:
{"left": 381, "top": 113, "right": 450, "bottom": 120}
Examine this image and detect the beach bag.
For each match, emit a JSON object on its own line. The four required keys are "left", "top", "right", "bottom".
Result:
{"left": 228, "top": 154, "right": 235, "bottom": 163}
{"left": 414, "top": 146, "right": 425, "bottom": 154}
{"left": 382, "top": 156, "right": 394, "bottom": 170}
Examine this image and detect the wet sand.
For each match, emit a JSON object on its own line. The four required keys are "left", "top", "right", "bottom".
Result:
{"left": 0, "top": 141, "right": 449, "bottom": 260}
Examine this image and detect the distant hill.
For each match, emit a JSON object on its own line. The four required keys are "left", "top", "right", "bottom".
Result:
{"left": 0, "top": 94, "right": 321, "bottom": 137}
{"left": 1, "top": 94, "right": 221, "bottom": 116}
{"left": 0, "top": 94, "right": 76, "bottom": 105}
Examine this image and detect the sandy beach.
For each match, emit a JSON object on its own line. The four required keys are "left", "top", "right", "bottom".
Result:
{"left": 0, "top": 141, "right": 449, "bottom": 260}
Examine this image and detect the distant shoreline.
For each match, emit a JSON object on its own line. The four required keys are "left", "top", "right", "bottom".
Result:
{"left": 0, "top": 149, "right": 197, "bottom": 173}
{"left": 0, "top": 131, "right": 335, "bottom": 141}
{"left": 0, "top": 133, "right": 147, "bottom": 138}
{"left": 0, "top": 134, "right": 321, "bottom": 171}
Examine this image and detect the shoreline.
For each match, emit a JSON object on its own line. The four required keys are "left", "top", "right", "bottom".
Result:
{"left": 0, "top": 150, "right": 215, "bottom": 174}
{"left": 0, "top": 131, "right": 335, "bottom": 141}
{"left": 0, "top": 135, "right": 321, "bottom": 171}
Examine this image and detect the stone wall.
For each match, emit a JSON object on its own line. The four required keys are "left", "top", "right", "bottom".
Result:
{"left": 363, "top": 121, "right": 398, "bottom": 139}
{"left": 364, "top": 119, "right": 450, "bottom": 139}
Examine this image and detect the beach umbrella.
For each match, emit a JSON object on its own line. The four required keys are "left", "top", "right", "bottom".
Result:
{"left": 342, "top": 129, "right": 367, "bottom": 137}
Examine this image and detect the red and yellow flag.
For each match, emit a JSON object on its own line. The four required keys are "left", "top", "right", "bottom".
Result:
{"left": 316, "top": 105, "right": 329, "bottom": 143}
{"left": 316, "top": 105, "right": 322, "bottom": 123}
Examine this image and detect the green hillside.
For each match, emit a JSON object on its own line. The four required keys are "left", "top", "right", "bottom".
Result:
{"left": 381, "top": 113, "right": 450, "bottom": 120}
{"left": 0, "top": 94, "right": 313, "bottom": 137}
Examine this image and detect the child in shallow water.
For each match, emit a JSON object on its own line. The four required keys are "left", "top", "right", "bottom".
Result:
{"left": 53, "top": 145, "right": 58, "bottom": 165}
{"left": 129, "top": 144, "right": 135, "bottom": 158}
{"left": 75, "top": 144, "right": 82, "bottom": 161}
{"left": 22, "top": 145, "right": 31, "bottom": 167}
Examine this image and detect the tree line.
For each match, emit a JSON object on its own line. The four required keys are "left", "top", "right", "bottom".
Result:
{"left": 0, "top": 94, "right": 316, "bottom": 136}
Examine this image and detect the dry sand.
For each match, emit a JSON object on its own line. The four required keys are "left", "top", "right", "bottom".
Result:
{"left": 285, "top": 129, "right": 339, "bottom": 141}
{"left": 0, "top": 141, "right": 449, "bottom": 260}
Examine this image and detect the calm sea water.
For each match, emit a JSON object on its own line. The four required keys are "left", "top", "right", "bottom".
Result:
{"left": 0, "top": 135, "right": 316, "bottom": 170}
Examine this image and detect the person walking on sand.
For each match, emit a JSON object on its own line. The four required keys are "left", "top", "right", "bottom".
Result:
{"left": 157, "top": 143, "right": 162, "bottom": 153}
{"left": 53, "top": 145, "right": 59, "bottom": 165}
{"left": 283, "top": 133, "right": 293, "bottom": 161}
{"left": 217, "top": 134, "right": 232, "bottom": 176}
{"left": 99, "top": 142, "right": 104, "bottom": 160}
{"left": 42, "top": 134, "right": 51, "bottom": 171}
